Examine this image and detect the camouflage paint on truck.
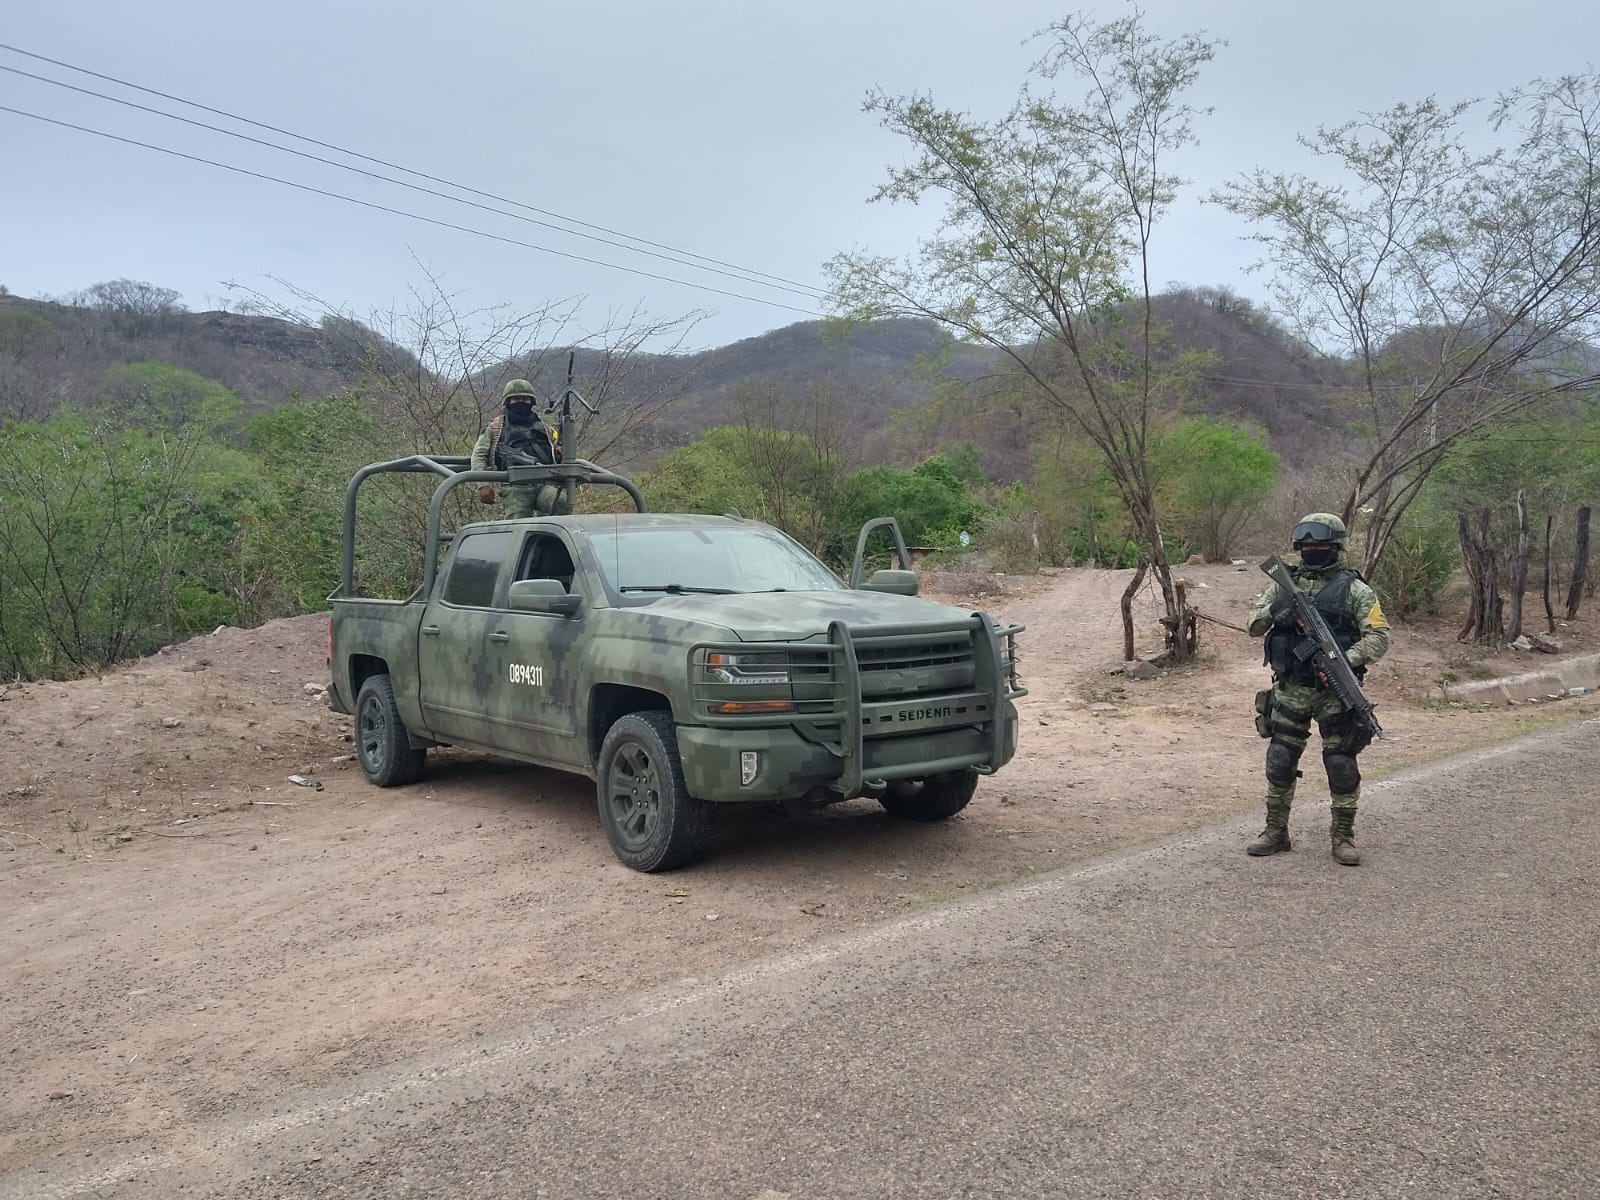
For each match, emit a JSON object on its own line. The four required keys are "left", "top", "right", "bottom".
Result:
{"left": 328, "top": 456, "right": 1025, "bottom": 870}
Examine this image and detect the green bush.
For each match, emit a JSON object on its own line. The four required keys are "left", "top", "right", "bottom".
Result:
{"left": 248, "top": 394, "right": 402, "bottom": 606}
{"left": 1154, "top": 416, "right": 1277, "bottom": 562}
{"left": 1371, "top": 505, "right": 1458, "bottom": 617}
{"left": 0, "top": 411, "right": 247, "bottom": 677}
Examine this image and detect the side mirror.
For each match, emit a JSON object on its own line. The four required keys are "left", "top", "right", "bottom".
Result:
{"left": 861, "top": 568, "right": 919, "bottom": 597}
{"left": 508, "top": 578, "right": 582, "bottom": 617}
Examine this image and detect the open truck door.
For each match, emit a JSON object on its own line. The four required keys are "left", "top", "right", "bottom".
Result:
{"left": 850, "top": 516, "right": 919, "bottom": 596}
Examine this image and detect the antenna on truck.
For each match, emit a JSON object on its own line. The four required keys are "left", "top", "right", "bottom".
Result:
{"left": 556, "top": 350, "right": 597, "bottom": 512}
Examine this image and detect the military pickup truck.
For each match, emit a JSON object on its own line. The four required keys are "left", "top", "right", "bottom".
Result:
{"left": 327, "top": 453, "right": 1025, "bottom": 871}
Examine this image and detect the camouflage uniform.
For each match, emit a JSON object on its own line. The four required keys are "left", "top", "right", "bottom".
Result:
{"left": 471, "top": 379, "right": 569, "bottom": 517}
{"left": 1246, "top": 513, "right": 1390, "bottom": 864}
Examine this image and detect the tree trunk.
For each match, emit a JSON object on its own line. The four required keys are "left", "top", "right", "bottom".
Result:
{"left": 1133, "top": 493, "right": 1197, "bottom": 663}
{"left": 1566, "top": 506, "right": 1591, "bottom": 620}
{"left": 1456, "top": 513, "right": 1478, "bottom": 641}
{"left": 1148, "top": 548, "right": 1198, "bottom": 663}
{"left": 1168, "top": 578, "right": 1199, "bottom": 661}
{"left": 1543, "top": 513, "right": 1556, "bottom": 634}
{"left": 1457, "top": 510, "right": 1503, "bottom": 644}
{"left": 1505, "top": 490, "right": 1529, "bottom": 641}
{"left": 1120, "top": 556, "right": 1149, "bottom": 662}
{"left": 1149, "top": 556, "right": 1192, "bottom": 663}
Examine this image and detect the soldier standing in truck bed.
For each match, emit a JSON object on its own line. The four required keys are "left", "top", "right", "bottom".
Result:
{"left": 471, "top": 378, "right": 568, "bottom": 516}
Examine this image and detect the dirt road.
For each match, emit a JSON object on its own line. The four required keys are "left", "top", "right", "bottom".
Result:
{"left": 2, "top": 564, "right": 1595, "bottom": 1176}
{"left": 7, "top": 715, "right": 1597, "bottom": 1199}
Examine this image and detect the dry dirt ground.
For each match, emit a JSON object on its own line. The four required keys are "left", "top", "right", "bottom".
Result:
{"left": 3, "top": 564, "right": 1597, "bottom": 1168}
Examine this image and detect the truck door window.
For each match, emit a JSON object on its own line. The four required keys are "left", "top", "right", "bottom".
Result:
{"left": 515, "top": 533, "right": 577, "bottom": 594}
{"left": 442, "top": 530, "right": 513, "bottom": 608}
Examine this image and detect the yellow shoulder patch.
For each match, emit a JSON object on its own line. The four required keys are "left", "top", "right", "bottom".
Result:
{"left": 1365, "top": 599, "right": 1390, "bottom": 630}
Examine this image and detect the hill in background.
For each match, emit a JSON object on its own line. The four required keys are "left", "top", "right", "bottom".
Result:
{"left": 0, "top": 283, "right": 1342, "bottom": 472}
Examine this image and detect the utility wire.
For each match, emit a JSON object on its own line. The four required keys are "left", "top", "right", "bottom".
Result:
{"left": 1200, "top": 373, "right": 1418, "bottom": 392}
{"left": 0, "top": 61, "right": 830, "bottom": 303}
{"left": 0, "top": 104, "right": 827, "bottom": 318}
{"left": 1203, "top": 371, "right": 1600, "bottom": 392}
{"left": 0, "top": 41, "right": 824, "bottom": 297}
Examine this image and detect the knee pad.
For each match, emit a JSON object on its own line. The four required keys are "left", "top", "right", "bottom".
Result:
{"left": 1266, "top": 739, "right": 1302, "bottom": 787}
{"left": 1323, "top": 751, "right": 1361, "bottom": 795}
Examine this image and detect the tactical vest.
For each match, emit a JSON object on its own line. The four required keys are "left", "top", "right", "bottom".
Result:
{"left": 487, "top": 414, "right": 557, "bottom": 469}
{"left": 1265, "top": 567, "right": 1364, "bottom": 684}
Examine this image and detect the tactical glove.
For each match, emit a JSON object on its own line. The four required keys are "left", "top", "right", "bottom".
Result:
{"left": 1269, "top": 598, "right": 1297, "bottom": 628}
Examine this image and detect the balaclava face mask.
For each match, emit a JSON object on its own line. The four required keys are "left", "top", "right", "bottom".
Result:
{"left": 505, "top": 401, "right": 535, "bottom": 427}
{"left": 1300, "top": 545, "right": 1339, "bottom": 569}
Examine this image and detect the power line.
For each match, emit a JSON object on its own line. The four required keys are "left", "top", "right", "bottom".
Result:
{"left": 1203, "top": 371, "right": 1600, "bottom": 393}
{"left": 0, "top": 104, "right": 827, "bottom": 318}
{"left": 0, "top": 61, "right": 830, "bottom": 303}
{"left": 0, "top": 41, "right": 825, "bottom": 298}
{"left": 1200, "top": 373, "right": 1417, "bottom": 392}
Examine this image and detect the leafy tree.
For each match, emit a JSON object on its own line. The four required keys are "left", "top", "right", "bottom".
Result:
{"left": 1215, "top": 73, "right": 1600, "bottom": 576}
{"left": 73, "top": 279, "right": 184, "bottom": 337}
{"left": 0, "top": 412, "right": 220, "bottom": 677}
{"left": 248, "top": 394, "right": 407, "bottom": 608}
{"left": 640, "top": 427, "right": 768, "bottom": 520}
{"left": 1428, "top": 415, "right": 1600, "bottom": 640}
{"left": 729, "top": 380, "right": 855, "bottom": 553}
{"left": 642, "top": 381, "right": 858, "bottom": 558}
{"left": 1019, "top": 423, "right": 1131, "bottom": 567}
{"left": 830, "top": 10, "right": 1221, "bottom": 659}
{"left": 0, "top": 309, "right": 60, "bottom": 421}
{"left": 99, "top": 362, "right": 243, "bottom": 438}
{"left": 834, "top": 454, "right": 989, "bottom": 555}
{"left": 1368, "top": 501, "right": 1459, "bottom": 619}
{"left": 1153, "top": 417, "right": 1277, "bottom": 562}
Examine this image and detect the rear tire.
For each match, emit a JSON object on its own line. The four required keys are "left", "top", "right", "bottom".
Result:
{"left": 877, "top": 769, "right": 979, "bottom": 822}
{"left": 597, "top": 711, "right": 711, "bottom": 872}
{"left": 354, "top": 673, "right": 426, "bottom": 787}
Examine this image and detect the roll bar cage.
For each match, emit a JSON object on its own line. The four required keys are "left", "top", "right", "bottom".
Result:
{"left": 333, "top": 455, "right": 645, "bottom": 600}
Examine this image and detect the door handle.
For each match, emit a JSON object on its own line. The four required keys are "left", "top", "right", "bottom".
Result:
{"left": 421, "top": 625, "right": 440, "bottom": 637}
{"left": 489, "top": 630, "right": 511, "bottom": 643}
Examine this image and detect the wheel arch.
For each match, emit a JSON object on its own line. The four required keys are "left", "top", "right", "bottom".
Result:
{"left": 588, "top": 683, "right": 673, "bottom": 767}
{"left": 348, "top": 653, "right": 389, "bottom": 697}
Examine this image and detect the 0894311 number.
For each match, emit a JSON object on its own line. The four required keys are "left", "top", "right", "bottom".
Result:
{"left": 508, "top": 663, "right": 544, "bottom": 687}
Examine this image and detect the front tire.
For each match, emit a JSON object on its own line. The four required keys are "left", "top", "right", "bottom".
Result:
{"left": 877, "top": 769, "right": 979, "bottom": 822}
{"left": 354, "top": 673, "right": 427, "bottom": 787}
{"left": 597, "top": 711, "right": 710, "bottom": 872}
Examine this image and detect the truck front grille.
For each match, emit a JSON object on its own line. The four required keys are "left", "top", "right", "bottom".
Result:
{"left": 854, "top": 637, "right": 975, "bottom": 702}
{"left": 692, "top": 619, "right": 1024, "bottom": 730}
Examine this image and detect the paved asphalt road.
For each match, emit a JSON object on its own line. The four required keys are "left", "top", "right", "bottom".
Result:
{"left": 7, "top": 718, "right": 1597, "bottom": 1200}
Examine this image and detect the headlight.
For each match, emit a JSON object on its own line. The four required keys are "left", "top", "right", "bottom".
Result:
{"left": 706, "top": 651, "right": 790, "bottom": 686}
{"left": 703, "top": 651, "right": 794, "bottom": 714}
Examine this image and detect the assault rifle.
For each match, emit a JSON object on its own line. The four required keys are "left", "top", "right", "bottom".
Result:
{"left": 500, "top": 446, "right": 556, "bottom": 469}
{"left": 1260, "top": 554, "right": 1382, "bottom": 744}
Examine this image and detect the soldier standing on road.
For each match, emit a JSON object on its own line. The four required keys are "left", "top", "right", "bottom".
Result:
{"left": 472, "top": 378, "right": 569, "bottom": 516}
{"left": 1246, "top": 513, "right": 1390, "bottom": 865}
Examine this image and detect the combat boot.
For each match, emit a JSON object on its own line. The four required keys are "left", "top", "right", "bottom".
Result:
{"left": 1330, "top": 807, "right": 1361, "bottom": 866}
{"left": 1246, "top": 804, "right": 1292, "bottom": 856}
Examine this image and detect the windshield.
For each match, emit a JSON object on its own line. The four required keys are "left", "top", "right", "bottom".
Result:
{"left": 587, "top": 525, "right": 844, "bottom": 597}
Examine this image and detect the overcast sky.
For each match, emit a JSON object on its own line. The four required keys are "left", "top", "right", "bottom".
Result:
{"left": 3, "top": 1, "right": 1595, "bottom": 350}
